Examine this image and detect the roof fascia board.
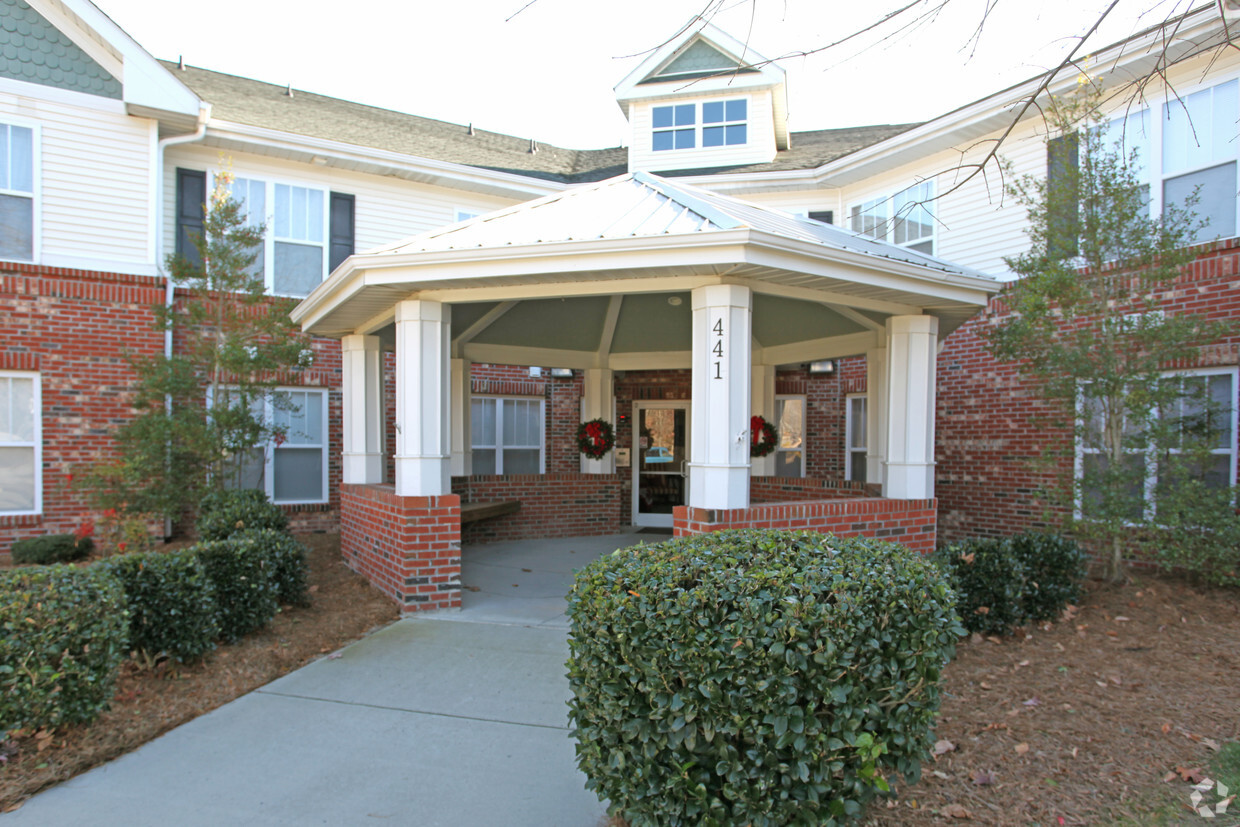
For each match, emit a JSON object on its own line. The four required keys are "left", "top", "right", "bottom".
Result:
{"left": 34, "top": 0, "right": 201, "bottom": 119}
{"left": 0, "top": 75, "right": 126, "bottom": 112}
{"left": 202, "top": 120, "right": 566, "bottom": 199}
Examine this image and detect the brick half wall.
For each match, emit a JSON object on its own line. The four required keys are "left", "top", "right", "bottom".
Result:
{"left": 673, "top": 498, "right": 937, "bottom": 554}
{"left": 340, "top": 484, "right": 461, "bottom": 613}
{"left": 452, "top": 473, "right": 624, "bottom": 543}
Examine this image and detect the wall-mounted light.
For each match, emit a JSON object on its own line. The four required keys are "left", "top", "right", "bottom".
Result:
{"left": 550, "top": 368, "right": 573, "bottom": 379}
{"left": 807, "top": 359, "right": 836, "bottom": 375}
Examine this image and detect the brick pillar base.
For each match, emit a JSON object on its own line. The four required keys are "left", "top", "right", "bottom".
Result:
{"left": 340, "top": 483, "right": 461, "bottom": 612}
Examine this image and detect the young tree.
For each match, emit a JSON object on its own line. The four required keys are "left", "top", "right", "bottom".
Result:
{"left": 87, "top": 170, "right": 311, "bottom": 527}
{"left": 983, "top": 86, "right": 1235, "bottom": 580}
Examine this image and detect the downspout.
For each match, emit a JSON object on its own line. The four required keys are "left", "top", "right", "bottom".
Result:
{"left": 156, "top": 104, "right": 211, "bottom": 538}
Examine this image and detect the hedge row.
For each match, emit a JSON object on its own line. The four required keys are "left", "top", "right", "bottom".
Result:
{"left": 933, "top": 532, "right": 1086, "bottom": 635}
{"left": 568, "top": 530, "right": 963, "bottom": 827}
{"left": 1, "top": 528, "right": 310, "bottom": 732}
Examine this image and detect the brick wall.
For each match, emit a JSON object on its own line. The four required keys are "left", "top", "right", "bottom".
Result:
{"left": 673, "top": 498, "right": 937, "bottom": 554}
{"left": 452, "top": 473, "right": 624, "bottom": 543}
{"left": 340, "top": 484, "right": 460, "bottom": 612}
{"left": 750, "top": 476, "right": 877, "bottom": 502}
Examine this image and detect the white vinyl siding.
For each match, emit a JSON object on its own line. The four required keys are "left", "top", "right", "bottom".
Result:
{"left": 0, "top": 372, "right": 40, "bottom": 515}
{"left": 774, "top": 395, "right": 805, "bottom": 478}
{"left": 470, "top": 397, "right": 545, "bottom": 475}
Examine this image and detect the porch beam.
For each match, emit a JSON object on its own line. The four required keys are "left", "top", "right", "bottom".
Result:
{"left": 594, "top": 295, "right": 624, "bottom": 367}
{"left": 739, "top": 279, "right": 921, "bottom": 316}
{"left": 451, "top": 300, "right": 517, "bottom": 357}
{"left": 755, "top": 331, "right": 882, "bottom": 366}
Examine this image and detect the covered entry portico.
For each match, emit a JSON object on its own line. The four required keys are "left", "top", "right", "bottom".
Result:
{"left": 292, "top": 172, "right": 998, "bottom": 611}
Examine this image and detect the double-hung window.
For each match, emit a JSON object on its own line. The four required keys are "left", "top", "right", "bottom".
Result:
{"left": 1077, "top": 369, "right": 1237, "bottom": 519}
{"left": 470, "top": 397, "right": 544, "bottom": 475}
{"left": 209, "top": 386, "right": 328, "bottom": 504}
{"left": 850, "top": 181, "right": 936, "bottom": 255}
{"left": 0, "top": 372, "right": 40, "bottom": 515}
{"left": 1162, "top": 78, "right": 1238, "bottom": 243}
{"left": 652, "top": 98, "right": 748, "bottom": 151}
{"left": 0, "top": 122, "right": 35, "bottom": 262}
{"left": 845, "top": 394, "right": 868, "bottom": 482}
{"left": 774, "top": 396, "right": 805, "bottom": 478}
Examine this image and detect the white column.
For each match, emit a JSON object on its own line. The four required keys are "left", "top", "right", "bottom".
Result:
{"left": 689, "top": 284, "right": 752, "bottom": 509}
{"left": 865, "top": 345, "right": 888, "bottom": 490}
{"left": 394, "top": 300, "right": 451, "bottom": 496}
{"left": 450, "top": 358, "right": 472, "bottom": 477}
{"left": 884, "top": 315, "right": 938, "bottom": 499}
{"left": 580, "top": 368, "right": 615, "bottom": 474}
{"left": 750, "top": 363, "right": 776, "bottom": 477}
{"left": 341, "top": 334, "right": 385, "bottom": 484}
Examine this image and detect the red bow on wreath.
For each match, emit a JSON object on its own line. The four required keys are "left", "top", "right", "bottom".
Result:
{"left": 577, "top": 418, "right": 615, "bottom": 459}
{"left": 750, "top": 415, "right": 777, "bottom": 457}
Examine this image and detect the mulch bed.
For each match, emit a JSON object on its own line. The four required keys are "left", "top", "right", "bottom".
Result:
{"left": 0, "top": 535, "right": 399, "bottom": 812}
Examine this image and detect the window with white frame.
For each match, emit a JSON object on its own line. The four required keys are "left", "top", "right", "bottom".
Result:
{"left": 849, "top": 180, "right": 935, "bottom": 255}
{"left": 470, "top": 397, "right": 544, "bottom": 475}
{"left": 845, "top": 394, "right": 867, "bottom": 482}
{"left": 455, "top": 209, "right": 480, "bottom": 223}
{"left": 774, "top": 396, "right": 805, "bottom": 478}
{"left": 208, "top": 386, "right": 328, "bottom": 504}
{"left": 1078, "top": 368, "right": 1237, "bottom": 519}
{"left": 0, "top": 372, "right": 40, "bottom": 514}
{"left": 225, "top": 175, "right": 328, "bottom": 299}
{"left": 0, "top": 122, "right": 35, "bottom": 262}
{"left": 1162, "top": 78, "right": 1238, "bottom": 243}
{"left": 652, "top": 99, "right": 747, "bottom": 152}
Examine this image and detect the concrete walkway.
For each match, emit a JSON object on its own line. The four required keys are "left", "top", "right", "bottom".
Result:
{"left": 3, "top": 531, "right": 662, "bottom": 827}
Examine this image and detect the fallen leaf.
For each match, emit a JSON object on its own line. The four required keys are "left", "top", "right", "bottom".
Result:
{"left": 1161, "top": 723, "right": 1172, "bottom": 734}
{"left": 1115, "top": 616, "right": 1131, "bottom": 622}
{"left": 1018, "top": 660, "right": 1031, "bottom": 668}
{"left": 1109, "top": 676, "right": 1122, "bottom": 685}
{"left": 974, "top": 606, "right": 991, "bottom": 615}
{"left": 1203, "top": 738, "right": 1221, "bottom": 751}
{"left": 961, "top": 553, "right": 976, "bottom": 564}
{"left": 934, "top": 739, "right": 956, "bottom": 756}
{"left": 1177, "top": 766, "right": 1207, "bottom": 783}
{"left": 931, "top": 770, "right": 950, "bottom": 780}
{"left": 1015, "top": 743, "right": 1030, "bottom": 755}
{"left": 1164, "top": 771, "right": 1178, "bottom": 782}
{"left": 327, "top": 652, "right": 343, "bottom": 660}
{"left": 980, "top": 682, "right": 993, "bottom": 690}
{"left": 1106, "top": 630, "right": 1119, "bottom": 637}
{"left": 986, "top": 636, "right": 1003, "bottom": 644}
{"left": 1095, "top": 681, "right": 1108, "bottom": 688}
{"left": 971, "top": 769, "right": 997, "bottom": 786}
{"left": 942, "top": 803, "right": 973, "bottom": 819}
{"left": 1023, "top": 697, "right": 1040, "bottom": 706}
{"left": 308, "top": 585, "right": 320, "bottom": 593}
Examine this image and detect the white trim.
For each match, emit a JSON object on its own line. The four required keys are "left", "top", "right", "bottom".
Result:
{"left": 0, "top": 77, "right": 128, "bottom": 114}
{"left": 845, "top": 393, "right": 868, "bottom": 482}
{"left": 632, "top": 400, "right": 691, "bottom": 528}
{"left": 0, "top": 371, "right": 41, "bottom": 516}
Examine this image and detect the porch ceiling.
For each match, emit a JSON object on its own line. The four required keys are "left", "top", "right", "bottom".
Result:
{"left": 292, "top": 172, "right": 1000, "bottom": 368}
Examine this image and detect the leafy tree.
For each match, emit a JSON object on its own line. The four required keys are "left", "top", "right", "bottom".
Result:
{"left": 983, "top": 87, "right": 1235, "bottom": 580}
{"left": 86, "top": 170, "right": 311, "bottom": 526}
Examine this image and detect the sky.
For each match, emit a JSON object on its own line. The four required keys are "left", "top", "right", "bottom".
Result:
{"left": 97, "top": 0, "right": 1196, "bottom": 149}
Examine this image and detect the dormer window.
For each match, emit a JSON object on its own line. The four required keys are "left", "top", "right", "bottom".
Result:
{"left": 653, "top": 104, "right": 696, "bottom": 151}
{"left": 702, "top": 99, "right": 747, "bottom": 147}
{"left": 652, "top": 99, "right": 748, "bottom": 151}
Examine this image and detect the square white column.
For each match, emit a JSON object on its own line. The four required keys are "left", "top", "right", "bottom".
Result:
{"left": 394, "top": 300, "right": 451, "bottom": 496}
{"left": 689, "top": 284, "right": 752, "bottom": 509}
{"left": 865, "top": 346, "right": 888, "bottom": 490}
{"left": 750, "top": 363, "right": 776, "bottom": 477}
{"left": 580, "top": 368, "right": 615, "bottom": 474}
{"left": 341, "top": 334, "right": 385, "bottom": 484}
{"left": 884, "top": 316, "right": 938, "bottom": 499}
{"left": 450, "top": 358, "right": 472, "bottom": 477}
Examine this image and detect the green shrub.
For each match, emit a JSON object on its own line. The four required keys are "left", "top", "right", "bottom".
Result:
{"left": 1009, "top": 532, "right": 1087, "bottom": 621}
{"left": 196, "top": 489, "right": 288, "bottom": 541}
{"left": 100, "top": 550, "right": 219, "bottom": 664}
{"left": 234, "top": 529, "right": 310, "bottom": 607}
{"left": 11, "top": 533, "right": 94, "bottom": 565}
{"left": 1143, "top": 480, "right": 1240, "bottom": 587}
{"left": 567, "top": 530, "right": 962, "bottom": 827}
{"left": 0, "top": 565, "right": 128, "bottom": 730}
{"left": 933, "top": 539, "right": 1025, "bottom": 635}
{"left": 194, "top": 538, "right": 278, "bottom": 643}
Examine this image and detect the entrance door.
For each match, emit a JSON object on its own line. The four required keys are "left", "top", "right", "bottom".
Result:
{"left": 632, "top": 402, "right": 690, "bottom": 528}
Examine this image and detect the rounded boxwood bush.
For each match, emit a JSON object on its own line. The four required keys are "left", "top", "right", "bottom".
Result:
{"left": 196, "top": 489, "right": 288, "bottom": 541}
{"left": 11, "top": 533, "right": 94, "bottom": 565}
{"left": 194, "top": 538, "right": 279, "bottom": 643}
{"left": 1008, "top": 532, "right": 1086, "bottom": 622}
{"left": 0, "top": 565, "right": 128, "bottom": 730}
{"left": 566, "top": 530, "right": 962, "bottom": 827}
{"left": 100, "top": 550, "right": 220, "bottom": 664}
{"left": 933, "top": 539, "right": 1025, "bottom": 635}
{"left": 234, "top": 529, "right": 311, "bottom": 608}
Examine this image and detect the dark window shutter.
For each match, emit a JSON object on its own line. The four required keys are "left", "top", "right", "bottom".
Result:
{"left": 175, "top": 168, "right": 206, "bottom": 268}
{"left": 1047, "top": 133, "right": 1080, "bottom": 259}
{"left": 808, "top": 210, "right": 834, "bottom": 225}
{"left": 329, "top": 192, "right": 355, "bottom": 272}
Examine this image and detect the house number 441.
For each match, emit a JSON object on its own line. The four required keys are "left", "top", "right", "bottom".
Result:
{"left": 712, "top": 316, "right": 725, "bottom": 379}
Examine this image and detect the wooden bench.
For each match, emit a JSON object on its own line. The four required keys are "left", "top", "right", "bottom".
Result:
{"left": 459, "top": 500, "right": 521, "bottom": 524}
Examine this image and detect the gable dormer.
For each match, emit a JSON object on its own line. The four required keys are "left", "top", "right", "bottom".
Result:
{"left": 615, "top": 22, "right": 788, "bottom": 174}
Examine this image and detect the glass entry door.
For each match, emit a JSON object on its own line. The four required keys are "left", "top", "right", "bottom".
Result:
{"left": 632, "top": 402, "right": 689, "bottom": 528}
